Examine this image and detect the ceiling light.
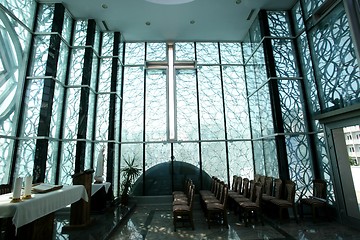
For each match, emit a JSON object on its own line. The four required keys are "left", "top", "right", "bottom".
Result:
{"left": 145, "top": 0, "right": 195, "bottom": 5}
{"left": 235, "top": 0, "right": 241, "bottom": 4}
{"left": 146, "top": 21, "right": 151, "bottom": 26}
{"left": 101, "top": 4, "right": 108, "bottom": 9}
{"left": 190, "top": 20, "right": 195, "bottom": 24}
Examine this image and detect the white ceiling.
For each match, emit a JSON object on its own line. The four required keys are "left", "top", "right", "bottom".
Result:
{"left": 40, "top": 0, "right": 296, "bottom": 42}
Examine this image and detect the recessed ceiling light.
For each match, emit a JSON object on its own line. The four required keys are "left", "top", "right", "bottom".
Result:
{"left": 101, "top": 4, "right": 108, "bottom": 9}
{"left": 235, "top": 0, "right": 241, "bottom": 4}
{"left": 145, "top": 0, "right": 195, "bottom": 5}
{"left": 146, "top": 21, "right": 151, "bottom": 26}
{"left": 190, "top": 20, "right": 195, "bottom": 24}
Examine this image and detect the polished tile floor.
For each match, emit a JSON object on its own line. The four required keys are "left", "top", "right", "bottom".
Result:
{"left": 55, "top": 197, "right": 360, "bottom": 240}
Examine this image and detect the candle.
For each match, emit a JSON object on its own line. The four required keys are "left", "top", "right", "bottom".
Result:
{"left": 12, "top": 177, "right": 23, "bottom": 200}
{"left": 24, "top": 175, "right": 33, "bottom": 197}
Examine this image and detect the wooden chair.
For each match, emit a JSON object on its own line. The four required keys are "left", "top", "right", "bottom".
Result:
{"left": 173, "top": 184, "right": 195, "bottom": 231}
{"left": 229, "top": 178, "right": 249, "bottom": 202}
{"left": 262, "top": 176, "right": 273, "bottom": 197}
{"left": 270, "top": 180, "right": 298, "bottom": 223}
{"left": 299, "top": 179, "right": 327, "bottom": 222}
{"left": 238, "top": 182, "right": 264, "bottom": 226}
{"left": 262, "top": 178, "right": 282, "bottom": 206}
{"left": 205, "top": 185, "right": 228, "bottom": 229}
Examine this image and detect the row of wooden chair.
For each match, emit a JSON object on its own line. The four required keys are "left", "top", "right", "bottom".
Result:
{"left": 172, "top": 179, "right": 195, "bottom": 231}
{"left": 199, "top": 177, "right": 228, "bottom": 228}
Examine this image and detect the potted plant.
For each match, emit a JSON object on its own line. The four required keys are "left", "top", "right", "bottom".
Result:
{"left": 120, "top": 156, "right": 142, "bottom": 206}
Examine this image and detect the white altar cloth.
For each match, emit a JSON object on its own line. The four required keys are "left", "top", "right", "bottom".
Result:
{"left": 0, "top": 185, "right": 88, "bottom": 230}
{"left": 91, "top": 182, "right": 111, "bottom": 196}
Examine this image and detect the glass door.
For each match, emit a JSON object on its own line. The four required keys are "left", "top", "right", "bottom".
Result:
{"left": 326, "top": 118, "right": 360, "bottom": 227}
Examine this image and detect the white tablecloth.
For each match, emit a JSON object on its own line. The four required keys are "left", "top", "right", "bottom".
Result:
{"left": 91, "top": 182, "right": 111, "bottom": 196}
{"left": 0, "top": 185, "right": 88, "bottom": 230}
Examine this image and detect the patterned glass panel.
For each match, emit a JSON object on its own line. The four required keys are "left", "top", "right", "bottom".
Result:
{"left": 62, "top": 9, "right": 73, "bottom": 44}
{"left": 198, "top": 66, "right": 225, "bottom": 140}
{"left": 49, "top": 80, "right": 64, "bottom": 138}
{"left": 28, "top": 35, "right": 51, "bottom": 77}
{"left": 175, "top": 42, "right": 195, "bottom": 61}
{"left": 253, "top": 140, "right": 265, "bottom": 175}
{"left": 22, "top": 79, "right": 43, "bottom": 137}
{"left": 96, "top": 93, "right": 110, "bottom": 141}
{"left": 286, "top": 134, "right": 312, "bottom": 201}
{"left": 124, "top": 43, "right": 145, "bottom": 65}
{"left": 73, "top": 20, "right": 88, "bottom": 46}
{"left": 113, "top": 143, "right": 120, "bottom": 196}
{"left": 145, "top": 70, "right": 167, "bottom": 141}
{"left": 98, "top": 58, "right": 112, "bottom": 92}
{"left": 176, "top": 69, "right": 198, "bottom": 141}
{"left": 146, "top": 42, "right": 166, "bottom": 61}
{"left": 246, "top": 46, "right": 266, "bottom": 94}
{"left": 63, "top": 87, "right": 81, "bottom": 139}
{"left": 86, "top": 91, "right": 95, "bottom": 140}
{"left": 201, "top": 142, "right": 227, "bottom": 180}
{"left": 68, "top": 48, "right": 85, "bottom": 85}
{"left": 196, "top": 42, "right": 220, "bottom": 64}
{"left": 223, "top": 66, "right": 250, "bottom": 139}
{"left": 173, "top": 142, "right": 199, "bottom": 167}
{"left": 115, "top": 94, "right": 121, "bottom": 142}
{"left": 272, "top": 39, "right": 298, "bottom": 78}
{"left": 278, "top": 80, "right": 306, "bottom": 133}
{"left": 56, "top": 40, "right": 69, "bottom": 83}
{"left": 15, "top": 139, "right": 36, "bottom": 178}
{"left": 84, "top": 141, "right": 92, "bottom": 170}
{"left": 35, "top": 4, "right": 54, "bottom": 33}
{"left": 292, "top": 1, "right": 305, "bottom": 34}
{"left": 301, "top": 0, "right": 326, "bottom": 20}
{"left": 0, "top": 138, "right": 14, "bottom": 183}
{"left": 309, "top": 3, "right": 360, "bottom": 110}
{"left": 45, "top": 140, "right": 59, "bottom": 183}
{"left": 144, "top": 143, "right": 170, "bottom": 170}
{"left": 101, "top": 32, "right": 114, "bottom": 57}
{"left": 117, "top": 59, "right": 123, "bottom": 95}
{"left": 0, "top": 0, "right": 36, "bottom": 29}
{"left": 264, "top": 139, "right": 278, "bottom": 177}
{"left": 316, "top": 132, "right": 335, "bottom": 205}
{"left": 122, "top": 67, "right": 144, "bottom": 142}
{"left": 249, "top": 93, "right": 262, "bottom": 139}
{"left": 228, "top": 141, "right": 253, "bottom": 179}
{"left": 258, "top": 85, "right": 274, "bottom": 136}
{"left": 90, "top": 52, "right": 98, "bottom": 90}
{"left": 267, "top": 11, "right": 291, "bottom": 37}
{"left": 60, "top": 141, "right": 76, "bottom": 185}
{"left": 220, "top": 43, "right": 243, "bottom": 64}
{"left": 297, "top": 33, "right": 320, "bottom": 114}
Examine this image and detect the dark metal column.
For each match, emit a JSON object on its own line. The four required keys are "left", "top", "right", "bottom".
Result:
{"left": 74, "top": 19, "right": 96, "bottom": 173}
{"left": 33, "top": 4, "right": 65, "bottom": 183}
{"left": 258, "top": 10, "right": 290, "bottom": 180}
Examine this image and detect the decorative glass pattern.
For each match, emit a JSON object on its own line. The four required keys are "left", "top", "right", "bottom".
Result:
{"left": 90, "top": 52, "right": 99, "bottom": 90}
{"left": 146, "top": 42, "right": 166, "bottom": 61}
{"left": 56, "top": 40, "right": 69, "bottom": 83}
{"left": 309, "top": 4, "right": 360, "bottom": 110}
{"left": 145, "top": 143, "right": 170, "bottom": 170}
{"left": 286, "top": 135, "right": 312, "bottom": 201}
{"left": 68, "top": 48, "right": 85, "bottom": 85}
{"left": 176, "top": 69, "right": 198, "bottom": 141}
{"left": 60, "top": 141, "right": 76, "bottom": 185}
{"left": 267, "top": 11, "right": 291, "bottom": 37}
{"left": 258, "top": 86, "right": 274, "bottom": 136}
{"left": 220, "top": 43, "right": 243, "bottom": 64}
{"left": 175, "top": 42, "right": 195, "bottom": 61}
{"left": 49, "top": 80, "right": 64, "bottom": 138}
{"left": 28, "top": 35, "right": 51, "bottom": 77}
{"left": 173, "top": 142, "right": 199, "bottom": 167}
{"left": 98, "top": 58, "right": 112, "bottom": 92}
{"left": 301, "top": 0, "right": 326, "bottom": 20}
{"left": 228, "top": 141, "right": 253, "bottom": 179}
{"left": 201, "top": 142, "right": 227, "bottom": 180}
{"left": 297, "top": 33, "right": 320, "bottom": 114}
{"left": 263, "top": 139, "right": 278, "bottom": 177}
{"left": 124, "top": 43, "right": 145, "bottom": 65}
{"left": 22, "top": 79, "right": 43, "bottom": 137}
{"left": 62, "top": 10, "right": 73, "bottom": 44}
{"left": 271, "top": 39, "right": 298, "bottom": 78}
{"left": 122, "top": 67, "right": 144, "bottom": 142}
{"left": 223, "top": 66, "right": 250, "bottom": 139}
{"left": 101, "top": 32, "right": 114, "bottom": 57}
{"left": 198, "top": 66, "right": 225, "bottom": 140}
{"left": 86, "top": 91, "right": 95, "bottom": 140}
{"left": 15, "top": 139, "right": 36, "bottom": 178}
{"left": 63, "top": 87, "right": 81, "bottom": 139}
{"left": 45, "top": 140, "right": 59, "bottom": 183}
{"left": 73, "top": 20, "right": 88, "bottom": 46}
{"left": 292, "top": 1, "right": 305, "bottom": 34}
{"left": 253, "top": 140, "right": 265, "bottom": 175}
{"left": 145, "top": 70, "right": 167, "bottom": 141}
{"left": 0, "top": 139, "right": 14, "bottom": 184}
{"left": 96, "top": 94, "right": 110, "bottom": 140}
{"left": 35, "top": 4, "right": 54, "bottom": 33}
{"left": 0, "top": 0, "right": 36, "bottom": 29}
{"left": 196, "top": 42, "right": 220, "bottom": 64}
{"left": 278, "top": 80, "right": 306, "bottom": 133}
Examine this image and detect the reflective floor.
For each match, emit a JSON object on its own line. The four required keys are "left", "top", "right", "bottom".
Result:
{"left": 55, "top": 198, "right": 360, "bottom": 240}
